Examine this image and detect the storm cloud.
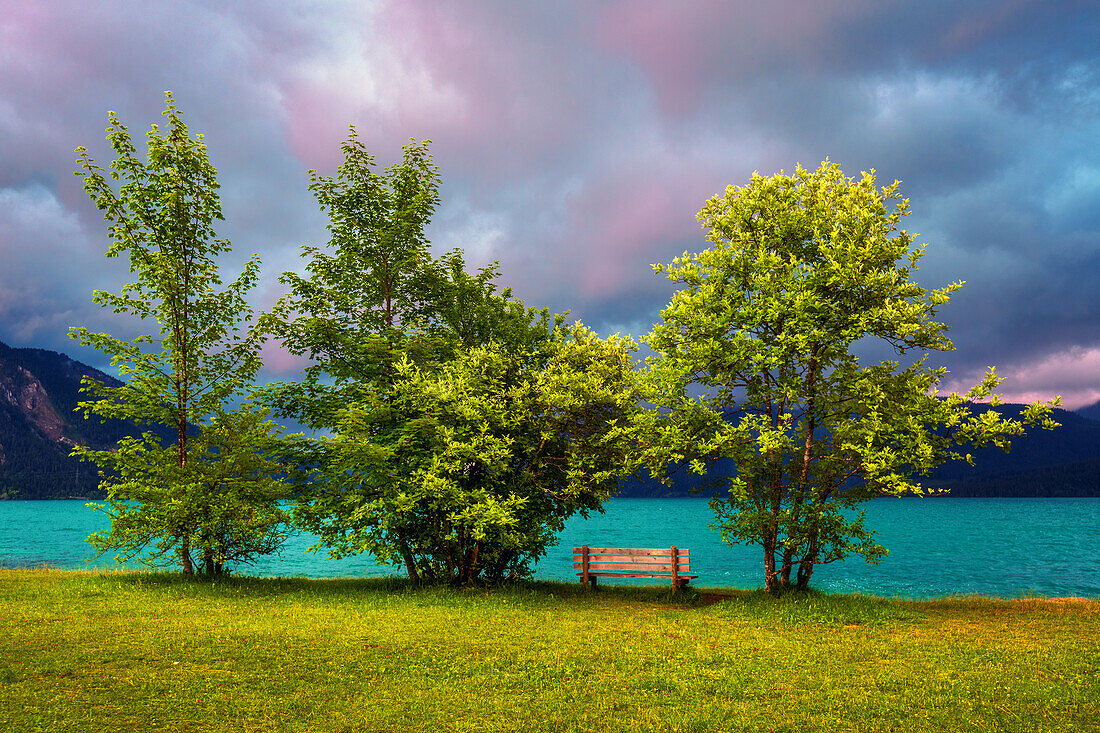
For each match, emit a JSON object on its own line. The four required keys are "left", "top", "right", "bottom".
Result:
{"left": 1, "top": 1, "right": 1098, "bottom": 405}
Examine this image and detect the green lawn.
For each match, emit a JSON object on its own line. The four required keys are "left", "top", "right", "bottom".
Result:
{"left": 1, "top": 569, "right": 1097, "bottom": 732}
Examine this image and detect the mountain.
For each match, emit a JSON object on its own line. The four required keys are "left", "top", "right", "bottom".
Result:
{"left": 928, "top": 404, "right": 1100, "bottom": 497}
{"left": 934, "top": 456, "right": 1100, "bottom": 497}
{"left": 617, "top": 460, "right": 731, "bottom": 499}
{"left": 928, "top": 405, "right": 1100, "bottom": 481}
{"left": 4, "top": 337, "right": 1099, "bottom": 499}
{"left": 616, "top": 404, "right": 1100, "bottom": 498}
{"left": 0, "top": 339, "right": 149, "bottom": 499}
{"left": 1076, "top": 399, "right": 1100, "bottom": 422}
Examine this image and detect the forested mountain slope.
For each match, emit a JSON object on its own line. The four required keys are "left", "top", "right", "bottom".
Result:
{"left": 1077, "top": 399, "right": 1100, "bottom": 422}
{"left": 617, "top": 405, "right": 1100, "bottom": 498}
{"left": 4, "top": 337, "right": 1100, "bottom": 499}
{"left": 0, "top": 339, "right": 141, "bottom": 499}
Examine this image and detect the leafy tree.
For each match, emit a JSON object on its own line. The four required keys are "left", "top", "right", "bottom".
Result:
{"left": 264, "top": 132, "right": 638, "bottom": 583}
{"left": 80, "top": 406, "right": 294, "bottom": 573}
{"left": 637, "top": 160, "right": 1059, "bottom": 595}
{"left": 262, "top": 129, "right": 440, "bottom": 426}
{"left": 296, "top": 313, "right": 639, "bottom": 585}
{"left": 71, "top": 93, "right": 292, "bottom": 576}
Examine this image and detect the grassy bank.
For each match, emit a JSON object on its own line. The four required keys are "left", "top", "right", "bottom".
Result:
{"left": 1, "top": 570, "right": 1098, "bottom": 732}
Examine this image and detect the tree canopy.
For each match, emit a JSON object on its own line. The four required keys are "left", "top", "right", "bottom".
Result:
{"left": 72, "top": 93, "right": 293, "bottom": 575}
{"left": 637, "top": 160, "right": 1059, "bottom": 595}
{"left": 263, "top": 131, "right": 638, "bottom": 584}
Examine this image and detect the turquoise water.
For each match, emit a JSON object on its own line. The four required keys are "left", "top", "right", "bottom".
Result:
{"left": 1, "top": 498, "right": 1098, "bottom": 599}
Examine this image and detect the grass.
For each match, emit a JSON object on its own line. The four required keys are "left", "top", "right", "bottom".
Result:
{"left": 1, "top": 570, "right": 1098, "bottom": 732}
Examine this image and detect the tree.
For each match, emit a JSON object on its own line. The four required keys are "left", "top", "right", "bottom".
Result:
{"left": 260, "top": 129, "right": 442, "bottom": 578}
{"left": 79, "top": 406, "right": 295, "bottom": 574}
{"left": 637, "top": 160, "right": 1059, "bottom": 596}
{"left": 264, "top": 132, "right": 638, "bottom": 584}
{"left": 296, "top": 312, "right": 639, "bottom": 585}
{"left": 71, "top": 92, "right": 292, "bottom": 576}
{"left": 261, "top": 128, "right": 441, "bottom": 429}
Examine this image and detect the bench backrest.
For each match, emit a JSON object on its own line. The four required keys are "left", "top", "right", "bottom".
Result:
{"left": 573, "top": 546, "right": 690, "bottom": 581}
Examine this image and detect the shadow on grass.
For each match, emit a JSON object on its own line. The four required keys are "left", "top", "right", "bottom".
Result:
{"left": 71, "top": 569, "right": 932, "bottom": 624}
{"left": 87, "top": 570, "right": 714, "bottom": 607}
{"left": 95, "top": 570, "right": 416, "bottom": 599}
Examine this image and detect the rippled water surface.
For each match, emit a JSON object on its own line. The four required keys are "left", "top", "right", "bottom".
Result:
{"left": 2, "top": 497, "right": 1097, "bottom": 598}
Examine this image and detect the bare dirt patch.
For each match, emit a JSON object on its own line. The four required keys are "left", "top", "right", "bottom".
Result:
{"left": 696, "top": 592, "right": 735, "bottom": 607}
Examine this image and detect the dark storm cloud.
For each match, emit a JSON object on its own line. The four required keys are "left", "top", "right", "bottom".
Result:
{"left": 0, "top": 0, "right": 327, "bottom": 371}
{"left": 1, "top": 1, "right": 1097, "bottom": 405}
{"left": 589, "top": 1, "right": 1100, "bottom": 403}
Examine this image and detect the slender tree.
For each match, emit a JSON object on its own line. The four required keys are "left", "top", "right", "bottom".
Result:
{"left": 261, "top": 130, "right": 442, "bottom": 578}
{"left": 637, "top": 160, "right": 1059, "bottom": 595}
{"left": 72, "top": 92, "right": 291, "bottom": 575}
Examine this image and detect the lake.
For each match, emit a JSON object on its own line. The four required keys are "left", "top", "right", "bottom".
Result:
{"left": 1, "top": 497, "right": 1098, "bottom": 599}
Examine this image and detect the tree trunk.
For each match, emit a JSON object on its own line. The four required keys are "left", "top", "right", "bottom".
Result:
{"left": 176, "top": 418, "right": 192, "bottom": 576}
{"left": 176, "top": 396, "right": 192, "bottom": 576}
{"left": 461, "top": 542, "right": 480, "bottom": 586}
{"left": 795, "top": 560, "right": 814, "bottom": 591}
{"left": 796, "top": 523, "right": 820, "bottom": 591}
{"left": 455, "top": 524, "right": 471, "bottom": 585}
{"left": 762, "top": 528, "right": 780, "bottom": 596}
{"left": 395, "top": 529, "right": 420, "bottom": 583}
{"left": 764, "top": 451, "right": 785, "bottom": 596}
{"left": 491, "top": 550, "right": 515, "bottom": 581}
{"left": 180, "top": 538, "right": 193, "bottom": 575}
{"left": 790, "top": 347, "right": 820, "bottom": 593}
{"left": 177, "top": 415, "right": 187, "bottom": 473}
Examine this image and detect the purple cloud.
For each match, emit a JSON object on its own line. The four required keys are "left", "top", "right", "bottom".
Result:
{"left": 0, "top": 0, "right": 1097, "bottom": 408}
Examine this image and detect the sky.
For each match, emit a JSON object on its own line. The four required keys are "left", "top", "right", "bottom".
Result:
{"left": 1, "top": 1, "right": 1098, "bottom": 408}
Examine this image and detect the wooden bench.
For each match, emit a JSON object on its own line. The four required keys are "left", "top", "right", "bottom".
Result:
{"left": 574, "top": 545, "right": 698, "bottom": 590}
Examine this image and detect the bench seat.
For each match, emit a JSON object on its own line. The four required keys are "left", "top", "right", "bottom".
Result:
{"left": 574, "top": 546, "right": 697, "bottom": 590}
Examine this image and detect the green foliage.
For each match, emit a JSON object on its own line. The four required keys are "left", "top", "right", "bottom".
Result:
{"left": 297, "top": 323, "right": 639, "bottom": 584}
{"left": 638, "top": 160, "right": 1060, "bottom": 595}
{"left": 70, "top": 92, "right": 292, "bottom": 575}
{"left": 82, "top": 406, "right": 294, "bottom": 573}
{"left": 264, "top": 131, "right": 638, "bottom": 584}
{"left": 262, "top": 128, "right": 441, "bottom": 405}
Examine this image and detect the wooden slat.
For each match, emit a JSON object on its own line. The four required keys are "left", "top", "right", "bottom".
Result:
{"left": 574, "top": 560, "right": 689, "bottom": 565}
{"left": 576, "top": 561, "right": 686, "bottom": 567}
{"left": 573, "top": 547, "right": 689, "bottom": 556}
{"left": 574, "top": 545, "right": 697, "bottom": 588}
{"left": 576, "top": 572, "right": 699, "bottom": 579}
{"left": 572, "top": 554, "right": 686, "bottom": 563}
{"left": 574, "top": 562, "right": 689, "bottom": 572}
{"left": 587, "top": 548, "right": 671, "bottom": 555}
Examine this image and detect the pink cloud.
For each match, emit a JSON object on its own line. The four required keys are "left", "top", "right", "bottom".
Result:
{"left": 942, "top": 346, "right": 1100, "bottom": 409}
{"left": 377, "top": 3, "right": 579, "bottom": 163}
{"left": 566, "top": 167, "right": 713, "bottom": 298}
{"left": 258, "top": 338, "right": 311, "bottom": 378}
{"left": 591, "top": 1, "right": 877, "bottom": 115}
{"left": 278, "top": 2, "right": 614, "bottom": 182}
{"left": 490, "top": 131, "right": 777, "bottom": 322}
